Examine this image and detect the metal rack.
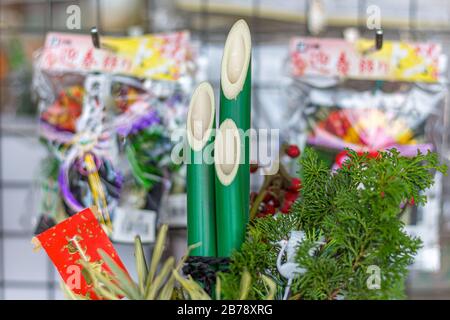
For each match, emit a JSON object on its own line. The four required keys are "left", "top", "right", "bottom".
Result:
{"left": 0, "top": 0, "right": 449, "bottom": 299}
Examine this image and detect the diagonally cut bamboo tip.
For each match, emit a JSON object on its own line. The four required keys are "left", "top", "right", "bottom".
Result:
{"left": 221, "top": 20, "right": 252, "bottom": 100}
{"left": 215, "top": 119, "right": 241, "bottom": 186}
{"left": 187, "top": 82, "right": 215, "bottom": 152}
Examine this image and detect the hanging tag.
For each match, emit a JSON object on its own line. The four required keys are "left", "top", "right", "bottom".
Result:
{"left": 111, "top": 207, "right": 157, "bottom": 243}
{"left": 290, "top": 37, "right": 443, "bottom": 82}
{"left": 39, "top": 31, "right": 192, "bottom": 80}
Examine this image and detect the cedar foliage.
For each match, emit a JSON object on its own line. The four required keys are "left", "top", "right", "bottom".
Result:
{"left": 219, "top": 148, "right": 447, "bottom": 300}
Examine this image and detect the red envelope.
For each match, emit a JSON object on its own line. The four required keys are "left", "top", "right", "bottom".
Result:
{"left": 35, "top": 207, "right": 128, "bottom": 299}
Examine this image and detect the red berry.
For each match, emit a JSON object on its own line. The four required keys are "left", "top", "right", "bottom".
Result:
{"left": 357, "top": 150, "right": 380, "bottom": 160}
{"left": 281, "top": 200, "right": 293, "bottom": 214}
{"left": 265, "top": 204, "right": 276, "bottom": 215}
{"left": 380, "top": 191, "right": 385, "bottom": 198}
{"left": 250, "top": 163, "right": 259, "bottom": 173}
{"left": 285, "top": 191, "right": 298, "bottom": 201}
{"left": 263, "top": 192, "right": 274, "bottom": 203}
{"left": 286, "top": 145, "right": 301, "bottom": 158}
{"left": 410, "top": 197, "right": 415, "bottom": 205}
{"left": 368, "top": 151, "right": 380, "bottom": 159}
{"left": 288, "top": 178, "right": 302, "bottom": 192}
{"left": 335, "top": 150, "right": 350, "bottom": 168}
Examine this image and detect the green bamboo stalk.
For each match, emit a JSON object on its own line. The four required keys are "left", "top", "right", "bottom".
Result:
{"left": 186, "top": 82, "right": 217, "bottom": 257}
{"left": 215, "top": 119, "right": 246, "bottom": 257}
{"left": 218, "top": 19, "right": 252, "bottom": 256}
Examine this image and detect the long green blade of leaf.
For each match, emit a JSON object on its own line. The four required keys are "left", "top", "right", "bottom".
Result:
{"left": 145, "top": 256, "right": 174, "bottom": 299}
{"left": 215, "top": 276, "right": 221, "bottom": 300}
{"left": 261, "top": 275, "right": 276, "bottom": 300}
{"left": 239, "top": 270, "right": 251, "bottom": 300}
{"left": 95, "top": 286, "right": 121, "bottom": 300}
{"left": 99, "top": 249, "right": 140, "bottom": 300}
{"left": 78, "top": 259, "right": 127, "bottom": 299}
{"left": 158, "top": 246, "right": 192, "bottom": 300}
{"left": 147, "top": 225, "right": 168, "bottom": 289}
{"left": 134, "top": 235, "right": 148, "bottom": 295}
{"left": 60, "top": 282, "right": 87, "bottom": 300}
{"left": 172, "top": 270, "right": 211, "bottom": 300}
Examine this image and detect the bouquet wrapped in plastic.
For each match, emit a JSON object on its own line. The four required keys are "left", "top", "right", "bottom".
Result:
{"left": 32, "top": 31, "right": 197, "bottom": 241}
{"left": 284, "top": 37, "right": 446, "bottom": 169}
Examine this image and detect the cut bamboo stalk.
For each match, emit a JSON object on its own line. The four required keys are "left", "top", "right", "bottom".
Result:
{"left": 186, "top": 82, "right": 217, "bottom": 257}
{"left": 219, "top": 19, "right": 252, "bottom": 253}
{"left": 215, "top": 119, "right": 246, "bottom": 257}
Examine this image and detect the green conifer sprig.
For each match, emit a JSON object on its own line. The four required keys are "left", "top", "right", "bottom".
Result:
{"left": 219, "top": 148, "right": 447, "bottom": 300}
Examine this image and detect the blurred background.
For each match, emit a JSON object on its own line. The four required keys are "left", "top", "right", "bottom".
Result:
{"left": 1, "top": 0, "right": 450, "bottom": 299}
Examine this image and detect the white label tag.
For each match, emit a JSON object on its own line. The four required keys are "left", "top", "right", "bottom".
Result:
{"left": 160, "top": 193, "right": 187, "bottom": 227}
{"left": 112, "top": 207, "right": 156, "bottom": 243}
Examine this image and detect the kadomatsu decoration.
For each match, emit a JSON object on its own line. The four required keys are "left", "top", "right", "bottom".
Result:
{"left": 47, "top": 149, "right": 445, "bottom": 300}
{"left": 218, "top": 148, "right": 446, "bottom": 300}
{"left": 34, "top": 18, "right": 447, "bottom": 300}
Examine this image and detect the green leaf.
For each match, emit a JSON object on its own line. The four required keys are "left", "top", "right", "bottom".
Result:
{"left": 146, "top": 225, "right": 168, "bottom": 289}
{"left": 145, "top": 257, "right": 174, "bottom": 300}
{"left": 215, "top": 276, "right": 222, "bottom": 300}
{"left": 239, "top": 270, "right": 251, "bottom": 300}
{"left": 172, "top": 270, "right": 211, "bottom": 300}
{"left": 134, "top": 235, "right": 148, "bottom": 295}
{"left": 98, "top": 249, "right": 140, "bottom": 300}
{"left": 261, "top": 275, "right": 276, "bottom": 300}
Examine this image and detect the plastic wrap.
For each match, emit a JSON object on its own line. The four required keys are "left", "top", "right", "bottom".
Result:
{"left": 32, "top": 31, "right": 197, "bottom": 238}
